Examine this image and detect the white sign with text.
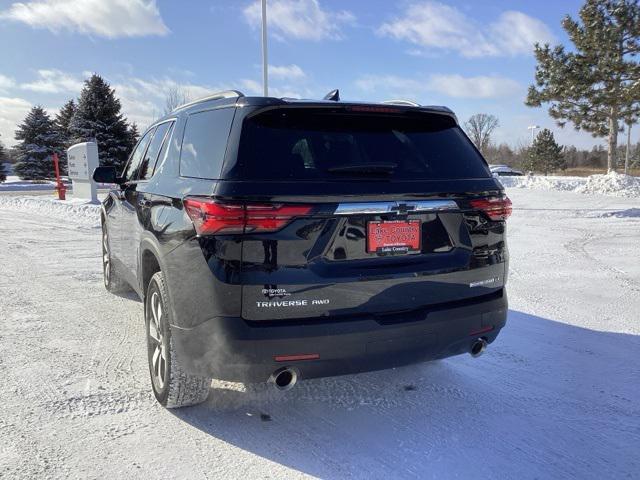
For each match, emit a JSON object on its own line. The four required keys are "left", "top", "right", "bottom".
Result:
{"left": 67, "top": 142, "right": 99, "bottom": 203}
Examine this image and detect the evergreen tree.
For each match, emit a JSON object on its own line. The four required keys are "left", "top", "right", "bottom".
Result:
{"left": 127, "top": 122, "right": 140, "bottom": 151}
{"left": 0, "top": 138, "right": 7, "bottom": 183}
{"left": 70, "top": 74, "right": 132, "bottom": 171}
{"left": 526, "top": 0, "right": 640, "bottom": 172}
{"left": 13, "top": 106, "right": 64, "bottom": 180}
{"left": 523, "top": 129, "right": 565, "bottom": 175}
{"left": 54, "top": 99, "right": 77, "bottom": 175}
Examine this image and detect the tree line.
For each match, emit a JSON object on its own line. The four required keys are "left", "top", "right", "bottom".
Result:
{"left": 1, "top": 74, "right": 139, "bottom": 181}
{"left": 465, "top": 112, "right": 640, "bottom": 175}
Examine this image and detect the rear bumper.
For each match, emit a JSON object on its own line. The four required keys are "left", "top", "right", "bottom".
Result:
{"left": 171, "top": 290, "right": 508, "bottom": 383}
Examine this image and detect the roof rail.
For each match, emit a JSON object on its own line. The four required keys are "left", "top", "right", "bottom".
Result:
{"left": 172, "top": 90, "right": 245, "bottom": 112}
{"left": 381, "top": 99, "right": 421, "bottom": 107}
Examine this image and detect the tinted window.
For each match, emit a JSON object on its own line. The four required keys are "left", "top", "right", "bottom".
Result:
{"left": 122, "top": 128, "right": 154, "bottom": 181}
{"left": 139, "top": 121, "right": 173, "bottom": 180}
{"left": 180, "top": 108, "right": 235, "bottom": 179}
{"left": 238, "top": 109, "right": 490, "bottom": 180}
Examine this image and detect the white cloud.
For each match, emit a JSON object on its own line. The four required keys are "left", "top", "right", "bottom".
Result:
{"left": 20, "top": 69, "right": 84, "bottom": 94}
{"left": 243, "top": 0, "right": 355, "bottom": 41}
{"left": 1, "top": 69, "right": 313, "bottom": 145}
{"left": 354, "top": 73, "right": 522, "bottom": 100}
{"left": 378, "top": 2, "right": 555, "bottom": 58}
{"left": 0, "top": 0, "right": 169, "bottom": 38}
{"left": 0, "top": 75, "right": 16, "bottom": 93}
{"left": 239, "top": 79, "right": 263, "bottom": 95}
{"left": 269, "top": 64, "right": 306, "bottom": 80}
{"left": 0, "top": 97, "right": 33, "bottom": 146}
{"left": 355, "top": 75, "right": 425, "bottom": 98}
{"left": 426, "top": 74, "right": 522, "bottom": 99}
{"left": 489, "top": 11, "right": 557, "bottom": 56}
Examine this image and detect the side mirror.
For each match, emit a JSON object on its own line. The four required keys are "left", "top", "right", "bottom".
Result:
{"left": 93, "top": 166, "right": 120, "bottom": 184}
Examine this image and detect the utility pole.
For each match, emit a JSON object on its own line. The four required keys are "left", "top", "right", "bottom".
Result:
{"left": 527, "top": 125, "right": 540, "bottom": 145}
{"left": 625, "top": 122, "right": 631, "bottom": 175}
{"left": 261, "top": 0, "right": 268, "bottom": 97}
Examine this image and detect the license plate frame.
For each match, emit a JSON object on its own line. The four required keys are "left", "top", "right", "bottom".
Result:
{"left": 367, "top": 220, "right": 422, "bottom": 256}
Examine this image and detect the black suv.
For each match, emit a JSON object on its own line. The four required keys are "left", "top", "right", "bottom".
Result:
{"left": 94, "top": 91, "right": 510, "bottom": 408}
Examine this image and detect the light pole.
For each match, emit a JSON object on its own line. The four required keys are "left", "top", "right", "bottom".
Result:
{"left": 261, "top": 0, "right": 268, "bottom": 96}
{"left": 527, "top": 125, "right": 540, "bottom": 144}
{"left": 625, "top": 122, "right": 632, "bottom": 175}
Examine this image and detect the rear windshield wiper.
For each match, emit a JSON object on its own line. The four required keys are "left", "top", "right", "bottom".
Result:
{"left": 327, "top": 163, "right": 397, "bottom": 175}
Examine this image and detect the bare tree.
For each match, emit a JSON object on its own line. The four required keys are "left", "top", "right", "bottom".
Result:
{"left": 163, "top": 86, "right": 191, "bottom": 115}
{"left": 464, "top": 114, "right": 499, "bottom": 155}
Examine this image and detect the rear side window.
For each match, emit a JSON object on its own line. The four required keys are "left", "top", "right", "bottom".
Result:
{"left": 180, "top": 108, "right": 235, "bottom": 179}
{"left": 122, "top": 127, "right": 155, "bottom": 182}
{"left": 237, "top": 109, "right": 490, "bottom": 181}
{"left": 139, "top": 121, "right": 174, "bottom": 180}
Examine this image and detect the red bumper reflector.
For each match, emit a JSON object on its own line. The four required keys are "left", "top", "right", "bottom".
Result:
{"left": 469, "top": 326, "right": 494, "bottom": 336}
{"left": 274, "top": 353, "right": 320, "bottom": 362}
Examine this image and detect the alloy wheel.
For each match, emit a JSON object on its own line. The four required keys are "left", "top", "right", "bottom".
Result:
{"left": 102, "top": 228, "right": 110, "bottom": 286}
{"left": 148, "top": 291, "right": 168, "bottom": 390}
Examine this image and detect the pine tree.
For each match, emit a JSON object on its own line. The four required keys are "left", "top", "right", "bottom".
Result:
{"left": 54, "top": 99, "right": 77, "bottom": 175}
{"left": 526, "top": 0, "right": 640, "bottom": 172}
{"left": 70, "top": 74, "right": 132, "bottom": 171}
{"left": 0, "top": 139, "right": 7, "bottom": 183}
{"left": 13, "top": 106, "right": 64, "bottom": 180}
{"left": 127, "top": 122, "right": 140, "bottom": 151}
{"left": 523, "top": 129, "right": 565, "bottom": 175}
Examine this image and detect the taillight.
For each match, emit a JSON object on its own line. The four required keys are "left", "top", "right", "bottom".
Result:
{"left": 469, "top": 195, "right": 512, "bottom": 221}
{"left": 244, "top": 204, "right": 314, "bottom": 232}
{"left": 183, "top": 199, "right": 245, "bottom": 234}
{"left": 183, "top": 197, "right": 313, "bottom": 235}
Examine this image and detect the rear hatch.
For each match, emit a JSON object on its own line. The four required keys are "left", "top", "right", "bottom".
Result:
{"left": 197, "top": 105, "right": 509, "bottom": 321}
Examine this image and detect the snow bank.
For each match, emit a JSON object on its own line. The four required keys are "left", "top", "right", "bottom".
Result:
{"left": 575, "top": 171, "right": 640, "bottom": 198}
{"left": 0, "top": 195, "right": 101, "bottom": 227}
{"left": 499, "top": 172, "right": 640, "bottom": 198}
{"left": 499, "top": 174, "right": 585, "bottom": 192}
{"left": 0, "top": 176, "right": 58, "bottom": 191}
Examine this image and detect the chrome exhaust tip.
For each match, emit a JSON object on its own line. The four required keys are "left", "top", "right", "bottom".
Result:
{"left": 269, "top": 367, "right": 298, "bottom": 391}
{"left": 470, "top": 338, "right": 487, "bottom": 358}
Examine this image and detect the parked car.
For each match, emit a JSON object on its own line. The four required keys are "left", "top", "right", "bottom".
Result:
{"left": 489, "top": 164, "right": 524, "bottom": 176}
{"left": 94, "top": 91, "right": 511, "bottom": 408}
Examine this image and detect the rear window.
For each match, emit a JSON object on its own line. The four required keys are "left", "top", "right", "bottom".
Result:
{"left": 237, "top": 109, "right": 490, "bottom": 181}
{"left": 180, "top": 107, "right": 235, "bottom": 179}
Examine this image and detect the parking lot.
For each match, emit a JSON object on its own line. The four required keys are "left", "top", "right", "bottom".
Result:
{"left": 0, "top": 188, "right": 638, "bottom": 479}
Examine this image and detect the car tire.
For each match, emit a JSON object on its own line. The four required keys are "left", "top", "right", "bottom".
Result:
{"left": 102, "top": 221, "right": 129, "bottom": 293}
{"left": 146, "top": 271, "right": 211, "bottom": 408}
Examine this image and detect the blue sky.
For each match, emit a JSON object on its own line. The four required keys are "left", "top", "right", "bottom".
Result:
{"left": 0, "top": 0, "right": 635, "bottom": 149}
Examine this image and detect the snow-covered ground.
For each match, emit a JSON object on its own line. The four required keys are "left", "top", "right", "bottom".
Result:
{"left": 0, "top": 175, "right": 62, "bottom": 191}
{"left": 0, "top": 189, "right": 639, "bottom": 479}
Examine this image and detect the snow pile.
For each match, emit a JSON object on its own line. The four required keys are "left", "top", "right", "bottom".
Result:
{"left": 498, "top": 174, "right": 586, "bottom": 191}
{"left": 0, "top": 195, "right": 101, "bottom": 227}
{"left": 499, "top": 172, "right": 640, "bottom": 198}
{"left": 575, "top": 171, "right": 640, "bottom": 198}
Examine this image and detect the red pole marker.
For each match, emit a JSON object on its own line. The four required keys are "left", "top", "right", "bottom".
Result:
{"left": 52, "top": 153, "right": 66, "bottom": 200}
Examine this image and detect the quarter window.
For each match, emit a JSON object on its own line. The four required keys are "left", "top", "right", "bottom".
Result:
{"left": 180, "top": 108, "right": 235, "bottom": 179}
